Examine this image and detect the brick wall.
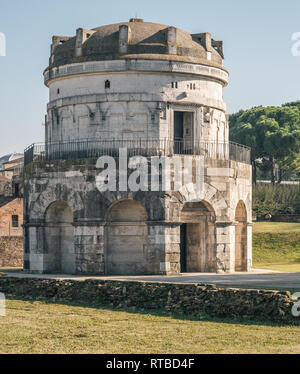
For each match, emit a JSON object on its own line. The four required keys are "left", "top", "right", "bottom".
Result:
{"left": 0, "top": 198, "right": 23, "bottom": 237}
{"left": 0, "top": 237, "right": 23, "bottom": 267}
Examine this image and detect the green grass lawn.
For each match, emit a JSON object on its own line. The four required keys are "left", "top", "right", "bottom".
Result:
{"left": 253, "top": 222, "right": 300, "bottom": 272}
{"left": 0, "top": 298, "right": 299, "bottom": 354}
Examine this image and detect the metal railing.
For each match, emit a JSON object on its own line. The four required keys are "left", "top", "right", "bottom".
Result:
{"left": 24, "top": 138, "right": 251, "bottom": 166}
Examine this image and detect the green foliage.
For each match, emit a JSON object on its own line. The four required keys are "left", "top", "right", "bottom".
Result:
{"left": 253, "top": 184, "right": 300, "bottom": 216}
{"left": 229, "top": 102, "right": 300, "bottom": 183}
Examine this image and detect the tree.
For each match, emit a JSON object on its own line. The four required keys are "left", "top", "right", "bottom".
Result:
{"left": 229, "top": 104, "right": 300, "bottom": 184}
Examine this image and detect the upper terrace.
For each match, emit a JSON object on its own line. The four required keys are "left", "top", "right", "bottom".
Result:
{"left": 24, "top": 138, "right": 251, "bottom": 167}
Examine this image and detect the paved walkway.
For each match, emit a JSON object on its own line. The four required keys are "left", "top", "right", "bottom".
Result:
{"left": 1, "top": 268, "right": 300, "bottom": 291}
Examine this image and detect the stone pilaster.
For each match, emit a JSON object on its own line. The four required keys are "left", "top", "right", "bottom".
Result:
{"left": 215, "top": 222, "right": 234, "bottom": 273}
{"left": 74, "top": 222, "right": 105, "bottom": 274}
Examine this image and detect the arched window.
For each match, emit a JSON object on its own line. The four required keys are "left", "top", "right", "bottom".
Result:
{"left": 105, "top": 80, "right": 111, "bottom": 89}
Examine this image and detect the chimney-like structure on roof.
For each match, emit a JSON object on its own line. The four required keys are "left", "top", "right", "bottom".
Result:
{"left": 75, "top": 28, "right": 96, "bottom": 57}
{"left": 50, "top": 36, "right": 71, "bottom": 65}
{"left": 119, "top": 25, "right": 131, "bottom": 55}
{"left": 192, "top": 32, "right": 214, "bottom": 60}
{"left": 167, "top": 27, "right": 177, "bottom": 55}
{"left": 212, "top": 39, "right": 224, "bottom": 59}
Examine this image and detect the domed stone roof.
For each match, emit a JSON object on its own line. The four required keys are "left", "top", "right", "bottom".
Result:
{"left": 49, "top": 19, "right": 224, "bottom": 69}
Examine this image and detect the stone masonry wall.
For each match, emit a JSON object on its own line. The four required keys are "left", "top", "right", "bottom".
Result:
{"left": 24, "top": 156, "right": 251, "bottom": 275}
{"left": 0, "top": 277, "right": 298, "bottom": 325}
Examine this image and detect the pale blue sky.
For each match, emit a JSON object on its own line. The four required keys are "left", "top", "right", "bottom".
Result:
{"left": 0, "top": 0, "right": 299, "bottom": 155}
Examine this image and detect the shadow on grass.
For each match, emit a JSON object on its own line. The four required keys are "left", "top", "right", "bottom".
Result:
{"left": 5, "top": 294, "right": 299, "bottom": 328}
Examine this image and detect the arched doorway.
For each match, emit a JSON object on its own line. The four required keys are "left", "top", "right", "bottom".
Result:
{"left": 44, "top": 200, "right": 75, "bottom": 274}
{"left": 180, "top": 201, "right": 216, "bottom": 273}
{"left": 106, "top": 199, "right": 148, "bottom": 275}
{"left": 235, "top": 201, "right": 248, "bottom": 272}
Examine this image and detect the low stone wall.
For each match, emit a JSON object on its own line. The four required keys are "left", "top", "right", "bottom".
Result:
{"left": 0, "top": 277, "right": 298, "bottom": 324}
{"left": 0, "top": 237, "right": 23, "bottom": 267}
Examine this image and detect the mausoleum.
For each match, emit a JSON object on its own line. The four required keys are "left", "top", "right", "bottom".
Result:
{"left": 23, "top": 19, "right": 252, "bottom": 275}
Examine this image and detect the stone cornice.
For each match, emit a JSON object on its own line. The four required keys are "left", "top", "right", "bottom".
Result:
{"left": 44, "top": 59, "right": 229, "bottom": 87}
{"left": 47, "top": 93, "right": 226, "bottom": 113}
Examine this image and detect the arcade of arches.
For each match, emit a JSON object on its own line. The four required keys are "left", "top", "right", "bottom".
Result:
{"left": 40, "top": 198, "right": 249, "bottom": 275}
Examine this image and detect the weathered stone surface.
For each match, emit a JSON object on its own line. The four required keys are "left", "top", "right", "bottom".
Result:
{"left": 23, "top": 20, "right": 252, "bottom": 276}
{"left": 24, "top": 157, "right": 252, "bottom": 275}
{"left": 0, "top": 277, "right": 298, "bottom": 325}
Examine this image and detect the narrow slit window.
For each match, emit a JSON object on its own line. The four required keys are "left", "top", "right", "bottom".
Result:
{"left": 12, "top": 215, "right": 18, "bottom": 228}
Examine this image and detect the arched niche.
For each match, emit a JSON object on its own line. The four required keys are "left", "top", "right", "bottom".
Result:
{"left": 44, "top": 200, "right": 75, "bottom": 274}
{"left": 106, "top": 199, "right": 148, "bottom": 275}
{"left": 180, "top": 200, "right": 216, "bottom": 273}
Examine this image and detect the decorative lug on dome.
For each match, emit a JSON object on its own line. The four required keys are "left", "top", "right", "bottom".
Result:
{"left": 212, "top": 39, "right": 224, "bottom": 59}
{"left": 167, "top": 27, "right": 177, "bottom": 55}
{"left": 75, "top": 28, "right": 96, "bottom": 57}
{"left": 192, "top": 32, "right": 216, "bottom": 60}
{"left": 119, "top": 25, "right": 131, "bottom": 55}
{"left": 50, "top": 35, "right": 71, "bottom": 65}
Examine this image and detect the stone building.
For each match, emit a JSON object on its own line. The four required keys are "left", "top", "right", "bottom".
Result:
{"left": 24, "top": 19, "right": 252, "bottom": 275}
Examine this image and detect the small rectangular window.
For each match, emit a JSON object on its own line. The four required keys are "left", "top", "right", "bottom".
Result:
{"left": 12, "top": 215, "right": 18, "bottom": 228}
{"left": 14, "top": 184, "right": 19, "bottom": 197}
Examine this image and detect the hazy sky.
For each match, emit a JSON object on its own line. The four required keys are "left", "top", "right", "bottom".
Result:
{"left": 0, "top": 0, "right": 299, "bottom": 155}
